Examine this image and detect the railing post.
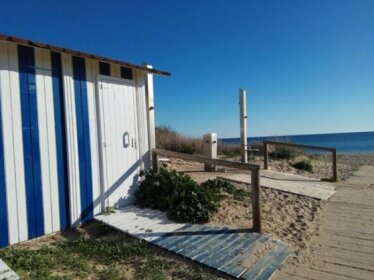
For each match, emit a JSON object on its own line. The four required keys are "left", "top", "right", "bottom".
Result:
{"left": 251, "top": 168, "right": 262, "bottom": 233}
{"left": 332, "top": 149, "right": 337, "bottom": 181}
{"left": 264, "top": 142, "right": 268, "bottom": 170}
{"left": 152, "top": 151, "right": 159, "bottom": 173}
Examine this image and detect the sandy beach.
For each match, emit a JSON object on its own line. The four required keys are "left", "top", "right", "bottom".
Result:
{"left": 163, "top": 152, "right": 374, "bottom": 267}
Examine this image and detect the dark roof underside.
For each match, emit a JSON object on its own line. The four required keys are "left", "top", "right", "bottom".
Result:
{"left": 0, "top": 33, "right": 170, "bottom": 76}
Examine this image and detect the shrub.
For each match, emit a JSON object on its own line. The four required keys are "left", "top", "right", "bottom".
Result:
{"left": 135, "top": 168, "right": 218, "bottom": 223}
{"left": 168, "top": 183, "right": 218, "bottom": 223}
{"left": 269, "top": 146, "right": 301, "bottom": 160}
{"left": 201, "top": 178, "right": 251, "bottom": 202}
{"left": 292, "top": 160, "right": 313, "bottom": 172}
{"left": 217, "top": 143, "right": 241, "bottom": 157}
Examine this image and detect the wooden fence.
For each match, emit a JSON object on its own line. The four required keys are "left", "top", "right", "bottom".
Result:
{"left": 151, "top": 148, "right": 263, "bottom": 233}
{"left": 263, "top": 141, "right": 338, "bottom": 181}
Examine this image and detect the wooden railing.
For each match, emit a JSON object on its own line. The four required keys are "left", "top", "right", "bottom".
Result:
{"left": 263, "top": 141, "right": 338, "bottom": 181}
{"left": 152, "top": 148, "right": 263, "bottom": 233}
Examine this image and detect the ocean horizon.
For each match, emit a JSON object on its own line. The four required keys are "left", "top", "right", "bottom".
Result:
{"left": 220, "top": 131, "right": 374, "bottom": 153}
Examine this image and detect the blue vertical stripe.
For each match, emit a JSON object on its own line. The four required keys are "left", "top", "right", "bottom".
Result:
{"left": 18, "top": 45, "right": 44, "bottom": 239}
{"left": 51, "top": 52, "right": 70, "bottom": 230}
{"left": 72, "top": 56, "right": 93, "bottom": 223}
{"left": 0, "top": 87, "right": 9, "bottom": 247}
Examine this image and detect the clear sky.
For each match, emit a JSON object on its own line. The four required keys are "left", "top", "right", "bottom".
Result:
{"left": 1, "top": 0, "right": 373, "bottom": 138}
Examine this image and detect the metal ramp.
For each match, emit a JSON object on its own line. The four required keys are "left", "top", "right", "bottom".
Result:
{"left": 95, "top": 205, "right": 289, "bottom": 279}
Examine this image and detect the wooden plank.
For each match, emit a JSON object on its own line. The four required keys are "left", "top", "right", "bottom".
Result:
{"left": 194, "top": 232, "right": 246, "bottom": 263}
{"left": 251, "top": 169, "right": 261, "bottom": 233}
{"left": 131, "top": 212, "right": 170, "bottom": 233}
{"left": 264, "top": 142, "right": 268, "bottom": 170}
{"left": 113, "top": 214, "right": 163, "bottom": 232}
{"left": 252, "top": 246, "right": 289, "bottom": 280}
{"left": 151, "top": 225, "right": 209, "bottom": 247}
{"left": 333, "top": 149, "right": 337, "bottom": 181}
{"left": 95, "top": 205, "right": 289, "bottom": 280}
{"left": 218, "top": 235, "right": 269, "bottom": 277}
{"left": 158, "top": 227, "right": 212, "bottom": 251}
{"left": 168, "top": 228, "right": 229, "bottom": 255}
{"left": 201, "top": 233, "right": 261, "bottom": 268}
{"left": 264, "top": 140, "right": 336, "bottom": 152}
{"left": 172, "top": 228, "right": 229, "bottom": 255}
{"left": 152, "top": 151, "right": 159, "bottom": 172}
{"left": 99, "top": 208, "right": 150, "bottom": 226}
{"left": 185, "top": 229, "right": 237, "bottom": 259}
{"left": 241, "top": 241, "right": 288, "bottom": 279}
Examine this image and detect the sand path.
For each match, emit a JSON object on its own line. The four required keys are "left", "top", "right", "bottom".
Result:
{"left": 274, "top": 166, "right": 374, "bottom": 280}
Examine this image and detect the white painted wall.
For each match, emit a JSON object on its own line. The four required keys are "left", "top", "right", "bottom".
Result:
{"left": 0, "top": 40, "right": 151, "bottom": 246}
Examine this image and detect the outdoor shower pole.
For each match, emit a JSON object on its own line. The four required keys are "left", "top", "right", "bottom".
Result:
{"left": 240, "top": 89, "right": 248, "bottom": 163}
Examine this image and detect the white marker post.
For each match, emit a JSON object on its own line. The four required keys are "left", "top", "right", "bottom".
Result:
{"left": 203, "top": 133, "right": 217, "bottom": 171}
{"left": 239, "top": 89, "right": 248, "bottom": 163}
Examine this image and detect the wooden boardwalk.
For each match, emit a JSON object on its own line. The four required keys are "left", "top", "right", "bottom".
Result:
{"left": 220, "top": 170, "right": 336, "bottom": 200}
{"left": 274, "top": 166, "right": 374, "bottom": 280}
{"left": 96, "top": 206, "right": 289, "bottom": 279}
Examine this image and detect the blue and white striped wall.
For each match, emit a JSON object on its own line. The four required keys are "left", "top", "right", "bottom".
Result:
{"left": 0, "top": 40, "right": 150, "bottom": 247}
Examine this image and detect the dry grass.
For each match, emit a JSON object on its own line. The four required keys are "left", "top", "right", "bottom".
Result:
{"left": 156, "top": 126, "right": 203, "bottom": 154}
{"left": 155, "top": 126, "right": 303, "bottom": 160}
{"left": 156, "top": 126, "right": 245, "bottom": 157}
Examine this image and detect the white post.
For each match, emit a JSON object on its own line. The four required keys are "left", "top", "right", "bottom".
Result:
{"left": 239, "top": 89, "right": 248, "bottom": 163}
{"left": 203, "top": 133, "right": 217, "bottom": 171}
{"left": 145, "top": 65, "right": 156, "bottom": 158}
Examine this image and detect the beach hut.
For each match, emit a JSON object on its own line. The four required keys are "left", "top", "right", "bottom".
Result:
{"left": 0, "top": 34, "right": 170, "bottom": 247}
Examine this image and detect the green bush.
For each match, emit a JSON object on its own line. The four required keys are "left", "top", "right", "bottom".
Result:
{"left": 201, "top": 178, "right": 251, "bottom": 202}
{"left": 168, "top": 182, "right": 218, "bottom": 223}
{"left": 135, "top": 168, "right": 219, "bottom": 223}
{"left": 292, "top": 160, "right": 313, "bottom": 172}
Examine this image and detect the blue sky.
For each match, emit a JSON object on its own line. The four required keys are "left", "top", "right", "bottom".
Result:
{"left": 1, "top": 0, "right": 373, "bottom": 138}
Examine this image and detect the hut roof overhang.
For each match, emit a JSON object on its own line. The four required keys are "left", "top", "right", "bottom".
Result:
{"left": 0, "top": 33, "right": 170, "bottom": 76}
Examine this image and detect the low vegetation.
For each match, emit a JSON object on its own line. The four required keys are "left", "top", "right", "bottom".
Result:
{"left": 0, "top": 222, "right": 223, "bottom": 280}
{"left": 201, "top": 178, "right": 251, "bottom": 202}
{"left": 292, "top": 160, "right": 313, "bottom": 172}
{"left": 135, "top": 168, "right": 246, "bottom": 223}
{"left": 156, "top": 126, "right": 203, "bottom": 155}
{"left": 156, "top": 126, "right": 304, "bottom": 161}
{"left": 135, "top": 168, "right": 218, "bottom": 223}
{"left": 269, "top": 146, "right": 302, "bottom": 160}
{"left": 156, "top": 126, "right": 243, "bottom": 157}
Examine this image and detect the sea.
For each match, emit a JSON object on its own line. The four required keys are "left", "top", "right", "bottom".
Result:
{"left": 220, "top": 131, "right": 374, "bottom": 153}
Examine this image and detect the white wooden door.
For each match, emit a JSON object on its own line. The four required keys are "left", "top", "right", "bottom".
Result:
{"left": 97, "top": 76, "right": 140, "bottom": 208}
